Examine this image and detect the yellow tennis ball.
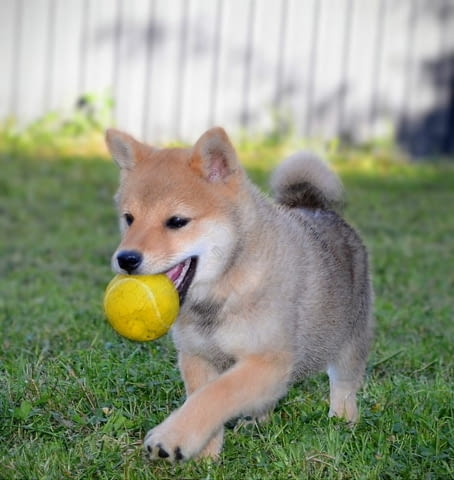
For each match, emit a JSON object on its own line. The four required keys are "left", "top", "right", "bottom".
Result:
{"left": 103, "top": 274, "right": 180, "bottom": 342}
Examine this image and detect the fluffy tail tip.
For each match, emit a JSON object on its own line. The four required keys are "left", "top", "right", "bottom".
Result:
{"left": 270, "top": 151, "right": 343, "bottom": 210}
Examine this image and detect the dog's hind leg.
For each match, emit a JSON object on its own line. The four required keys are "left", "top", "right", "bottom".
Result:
{"left": 327, "top": 375, "right": 360, "bottom": 423}
{"left": 327, "top": 352, "right": 366, "bottom": 424}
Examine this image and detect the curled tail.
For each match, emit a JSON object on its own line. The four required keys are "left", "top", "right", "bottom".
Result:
{"left": 270, "top": 151, "right": 343, "bottom": 210}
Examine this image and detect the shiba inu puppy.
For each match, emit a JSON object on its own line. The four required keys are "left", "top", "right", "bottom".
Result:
{"left": 105, "top": 127, "right": 373, "bottom": 462}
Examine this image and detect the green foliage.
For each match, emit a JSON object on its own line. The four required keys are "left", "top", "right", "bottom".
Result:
{"left": 0, "top": 91, "right": 113, "bottom": 157}
{"left": 0, "top": 144, "right": 453, "bottom": 479}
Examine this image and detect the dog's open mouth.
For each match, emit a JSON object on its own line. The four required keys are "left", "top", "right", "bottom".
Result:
{"left": 164, "top": 257, "right": 197, "bottom": 305}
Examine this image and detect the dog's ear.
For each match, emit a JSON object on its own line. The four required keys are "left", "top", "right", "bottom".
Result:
{"left": 105, "top": 129, "right": 142, "bottom": 170}
{"left": 190, "top": 127, "right": 238, "bottom": 182}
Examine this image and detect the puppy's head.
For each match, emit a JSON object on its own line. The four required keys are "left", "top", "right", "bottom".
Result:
{"left": 105, "top": 127, "right": 245, "bottom": 303}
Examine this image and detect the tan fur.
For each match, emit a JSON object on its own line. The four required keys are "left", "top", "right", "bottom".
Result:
{"left": 105, "top": 127, "right": 373, "bottom": 462}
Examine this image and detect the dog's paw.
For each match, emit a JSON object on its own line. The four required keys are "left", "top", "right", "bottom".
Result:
{"left": 144, "top": 425, "right": 187, "bottom": 462}
{"left": 144, "top": 410, "right": 212, "bottom": 462}
{"left": 145, "top": 439, "right": 185, "bottom": 462}
{"left": 143, "top": 400, "right": 225, "bottom": 461}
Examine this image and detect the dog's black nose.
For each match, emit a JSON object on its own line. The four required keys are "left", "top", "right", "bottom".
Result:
{"left": 116, "top": 250, "right": 143, "bottom": 274}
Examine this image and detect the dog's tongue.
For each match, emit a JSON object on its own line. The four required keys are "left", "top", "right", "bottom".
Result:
{"left": 165, "top": 262, "right": 185, "bottom": 284}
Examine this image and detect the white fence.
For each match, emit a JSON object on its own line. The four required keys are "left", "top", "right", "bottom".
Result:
{"left": 1, "top": 0, "right": 453, "bottom": 156}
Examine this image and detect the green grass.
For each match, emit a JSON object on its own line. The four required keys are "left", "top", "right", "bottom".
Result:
{"left": 0, "top": 144, "right": 453, "bottom": 480}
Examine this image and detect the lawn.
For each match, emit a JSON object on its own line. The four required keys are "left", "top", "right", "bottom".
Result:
{"left": 0, "top": 142, "right": 453, "bottom": 479}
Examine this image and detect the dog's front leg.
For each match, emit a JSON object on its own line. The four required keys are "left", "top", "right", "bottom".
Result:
{"left": 144, "top": 353, "right": 291, "bottom": 462}
{"left": 179, "top": 353, "right": 224, "bottom": 460}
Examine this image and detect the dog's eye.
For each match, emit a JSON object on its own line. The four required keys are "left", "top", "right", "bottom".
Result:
{"left": 124, "top": 213, "right": 134, "bottom": 226}
{"left": 165, "top": 216, "right": 190, "bottom": 229}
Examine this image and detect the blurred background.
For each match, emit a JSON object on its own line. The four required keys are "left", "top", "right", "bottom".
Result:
{"left": 1, "top": 0, "right": 453, "bottom": 158}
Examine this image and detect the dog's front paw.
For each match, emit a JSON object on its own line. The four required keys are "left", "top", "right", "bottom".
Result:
{"left": 144, "top": 424, "right": 187, "bottom": 462}
{"left": 145, "top": 438, "right": 185, "bottom": 462}
{"left": 144, "top": 409, "right": 213, "bottom": 462}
